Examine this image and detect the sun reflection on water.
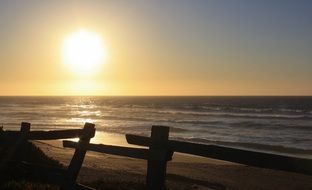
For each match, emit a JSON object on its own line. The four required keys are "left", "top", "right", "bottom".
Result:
{"left": 66, "top": 131, "right": 135, "bottom": 148}
{"left": 68, "top": 118, "right": 97, "bottom": 125}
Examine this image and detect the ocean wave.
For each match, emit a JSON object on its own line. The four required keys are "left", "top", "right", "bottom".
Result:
{"left": 88, "top": 115, "right": 227, "bottom": 126}
{"left": 156, "top": 104, "right": 311, "bottom": 115}
{"left": 152, "top": 109, "right": 312, "bottom": 120}
{"left": 169, "top": 126, "right": 189, "bottom": 132}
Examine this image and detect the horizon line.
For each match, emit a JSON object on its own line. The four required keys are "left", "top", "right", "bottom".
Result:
{"left": 0, "top": 95, "right": 312, "bottom": 97}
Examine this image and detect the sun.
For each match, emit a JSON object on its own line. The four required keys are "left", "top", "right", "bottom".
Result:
{"left": 62, "top": 29, "right": 106, "bottom": 74}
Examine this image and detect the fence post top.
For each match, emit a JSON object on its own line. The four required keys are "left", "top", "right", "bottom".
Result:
{"left": 151, "top": 125, "right": 169, "bottom": 131}
{"left": 21, "top": 122, "right": 31, "bottom": 132}
{"left": 84, "top": 122, "right": 95, "bottom": 128}
{"left": 21, "top": 122, "right": 31, "bottom": 127}
{"left": 150, "top": 125, "right": 170, "bottom": 149}
{"left": 83, "top": 123, "right": 96, "bottom": 138}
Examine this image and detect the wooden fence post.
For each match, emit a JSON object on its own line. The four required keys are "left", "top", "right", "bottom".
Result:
{"left": 18, "top": 122, "right": 31, "bottom": 152}
{"left": 64, "top": 123, "right": 95, "bottom": 188}
{"left": 147, "top": 125, "right": 171, "bottom": 190}
{"left": 20, "top": 122, "right": 31, "bottom": 134}
{"left": 0, "top": 122, "right": 31, "bottom": 173}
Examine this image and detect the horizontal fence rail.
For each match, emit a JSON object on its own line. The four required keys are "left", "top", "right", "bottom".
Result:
{"left": 126, "top": 134, "right": 312, "bottom": 176}
{"left": 63, "top": 140, "right": 149, "bottom": 160}
{"left": 2, "top": 129, "right": 86, "bottom": 140}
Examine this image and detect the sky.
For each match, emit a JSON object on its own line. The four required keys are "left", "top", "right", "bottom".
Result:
{"left": 0, "top": 0, "right": 311, "bottom": 96}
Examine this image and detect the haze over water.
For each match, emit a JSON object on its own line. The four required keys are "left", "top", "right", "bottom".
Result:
{"left": 1, "top": 96, "right": 312, "bottom": 156}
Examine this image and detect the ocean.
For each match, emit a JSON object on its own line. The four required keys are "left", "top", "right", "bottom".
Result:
{"left": 1, "top": 96, "right": 312, "bottom": 157}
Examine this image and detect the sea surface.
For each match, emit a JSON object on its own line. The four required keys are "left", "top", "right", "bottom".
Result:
{"left": 1, "top": 96, "right": 312, "bottom": 156}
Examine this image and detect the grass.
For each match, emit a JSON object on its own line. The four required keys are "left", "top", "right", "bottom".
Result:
{"left": 0, "top": 181, "right": 58, "bottom": 190}
{"left": 0, "top": 140, "right": 63, "bottom": 189}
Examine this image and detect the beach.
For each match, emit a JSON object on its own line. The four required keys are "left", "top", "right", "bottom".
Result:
{"left": 2, "top": 0, "right": 312, "bottom": 189}
{"left": 32, "top": 131, "right": 312, "bottom": 190}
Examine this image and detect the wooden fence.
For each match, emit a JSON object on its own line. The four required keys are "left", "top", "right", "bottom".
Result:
{"left": 1, "top": 122, "right": 312, "bottom": 190}
{"left": 0, "top": 122, "right": 96, "bottom": 190}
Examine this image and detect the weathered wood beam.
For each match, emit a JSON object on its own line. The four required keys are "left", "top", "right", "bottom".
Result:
{"left": 171, "top": 140, "right": 312, "bottom": 176}
{"left": 67, "top": 123, "right": 95, "bottom": 180}
{"left": 126, "top": 134, "right": 150, "bottom": 146}
{"left": 146, "top": 126, "right": 171, "bottom": 190}
{"left": 28, "top": 129, "right": 85, "bottom": 140}
{"left": 2, "top": 129, "right": 85, "bottom": 140}
{"left": 63, "top": 140, "right": 149, "bottom": 160}
{"left": 59, "top": 123, "right": 96, "bottom": 190}
{"left": 126, "top": 134, "right": 312, "bottom": 176}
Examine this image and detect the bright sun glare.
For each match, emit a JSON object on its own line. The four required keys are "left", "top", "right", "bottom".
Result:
{"left": 62, "top": 29, "right": 106, "bottom": 74}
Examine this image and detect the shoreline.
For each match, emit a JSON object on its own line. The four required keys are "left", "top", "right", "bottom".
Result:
{"left": 67, "top": 130, "right": 312, "bottom": 158}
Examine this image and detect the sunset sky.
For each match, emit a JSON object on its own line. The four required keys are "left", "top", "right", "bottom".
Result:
{"left": 0, "top": 0, "right": 311, "bottom": 96}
